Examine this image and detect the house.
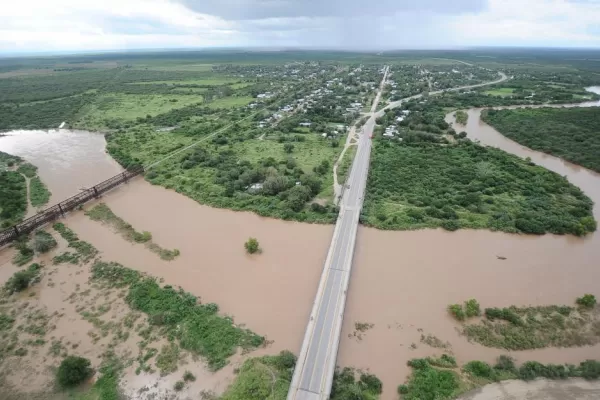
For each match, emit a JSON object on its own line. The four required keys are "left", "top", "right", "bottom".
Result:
{"left": 396, "top": 116, "right": 405, "bottom": 123}
{"left": 249, "top": 183, "right": 263, "bottom": 193}
{"left": 299, "top": 122, "right": 312, "bottom": 127}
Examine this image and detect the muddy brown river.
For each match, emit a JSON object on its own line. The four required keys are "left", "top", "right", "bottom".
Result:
{"left": 0, "top": 129, "right": 123, "bottom": 204}
{"left": 1, "top": 94, "right": 600, "bottom": 398}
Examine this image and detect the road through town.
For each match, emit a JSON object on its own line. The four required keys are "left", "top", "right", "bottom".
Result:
{"left": 287, "top": 66, "right": 388, "bottom": 400}
{"left": 287, "top": 67, "right": 507, "bottom": 400}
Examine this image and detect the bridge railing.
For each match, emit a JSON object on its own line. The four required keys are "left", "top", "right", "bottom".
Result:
{"left": 0, "top": 166, "right": 144, "bottom": 248}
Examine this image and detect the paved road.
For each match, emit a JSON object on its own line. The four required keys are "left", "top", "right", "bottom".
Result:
{"left": 378, "top": 71, "right": 508, "bottom": 116}
{"left": 287, "top": 67, "right": 388, "bottom": 400}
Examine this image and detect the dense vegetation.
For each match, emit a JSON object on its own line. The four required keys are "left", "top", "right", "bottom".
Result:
{"left": 0, "top": 150, "right": 50, "bottom": 226}
{"left": 451, "top": 296, "right": 600, "bottom": 350}
{"left": 220, "top": 351, "right": 297, "bottom": 400}
{"left": 483, "top": 107, "right": 600, "bottom": 172}
{"left": 0, "top": 171, "right": 27, "bottom": 227}
{"left": 399, "top": 355, "right": 600, "bottom": 400}
{"left": 56, "top": 356, "right": 93, "bottom": 387}
{"left": 90, "top": 260, "right": 264, "bottom": 370}
{"left": 29, "top": 176, "right": 51, "bottom": 207}
{"left": 363, "top": 140, "right": 596, "bottom": 235}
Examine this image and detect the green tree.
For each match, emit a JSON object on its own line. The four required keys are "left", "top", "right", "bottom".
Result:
{"left": 284, "top": 143, "right": 295, "bottom": 153}
{"left": 576, "top": 294, "right": 596, "bottom": 309}
{"left": 245, "top": 238, "right": 260, "bottom": 254}
{"left": 57, "top": 356, "right": 93, "bottom": 387}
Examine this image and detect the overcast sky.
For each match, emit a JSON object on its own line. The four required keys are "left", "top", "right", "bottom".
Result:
{"left": 1, "top": 0, "right": 599, "bottom": 53}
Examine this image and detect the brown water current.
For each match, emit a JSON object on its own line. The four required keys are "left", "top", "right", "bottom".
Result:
{"left": 339, "top": 96, "right": 600, "bottom": 399}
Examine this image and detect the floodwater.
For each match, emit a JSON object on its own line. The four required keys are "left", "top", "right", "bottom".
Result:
{"left": 0, "top": 129, "right": 123, "bottom": 204}
{"left": 66, "top": 180, "right": 332, "bottom": 353}
{"left": 2, "top": 92, "right": 600, "bottom": 398}
{"left": 338, "top": 98, "right": 600, "bottom": 399}
{"left": 0, "top": 128, "right": 332, "bottom": 395}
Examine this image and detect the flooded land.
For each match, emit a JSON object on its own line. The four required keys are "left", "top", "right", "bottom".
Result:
{"left": 1, "top": 78, "right": 600, "bottom": 399}
{"left": 338, "top": 101, "right": 600, "bottom": 399}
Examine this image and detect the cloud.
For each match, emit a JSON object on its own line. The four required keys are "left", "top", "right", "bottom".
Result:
{"left": 179, "top": 0, "right": 487, "bottom": 20}
{"left": 447, "top": 0, "right": 600, "bottom": 47}
{"left": 0, "top": 0, "right": 598, "bottom": 53}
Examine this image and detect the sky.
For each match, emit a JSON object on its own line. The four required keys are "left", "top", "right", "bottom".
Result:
{"left": 0, "top": 0, "right": 599, "bottom": 53}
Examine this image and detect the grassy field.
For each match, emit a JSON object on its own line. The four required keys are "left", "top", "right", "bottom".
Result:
{"left": 484, "top": 87, "right": 517, "bottom": 96}
{"left": 78, "top": 93, "right": 203, "bottom": 122}
{"left": 206, "top": 96, "right": 254, "bottom": 109}
{"left": 127, "top": 77, "right": 240, "bottom": 86}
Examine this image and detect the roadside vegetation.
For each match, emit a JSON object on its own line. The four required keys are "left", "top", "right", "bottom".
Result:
{"left": 398, "top": 355, "right": 600, "bottom": 400}
{"left": 85, "top": 203, "right": 180, "bottom": 260}
{"left": 448, "top": 296, "right": 600, "bottom": 350}
{"left": 483, "top": 107, "right": 600, "bottom": 173}
{"left": 363, "top": 139, "right": 595, "bottom": 235}
{"left": 91, "top": 260, "right": 264, "bottom": 370}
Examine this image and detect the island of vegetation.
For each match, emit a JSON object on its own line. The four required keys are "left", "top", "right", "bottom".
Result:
{"left": 362, "top": 138, "right": 596, "bottom": 235}
{"left": 483, "top": 107, "right": 600, "bottom": 173}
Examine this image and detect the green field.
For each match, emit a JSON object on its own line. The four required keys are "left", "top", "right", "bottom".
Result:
{"left": 484, "top": 87, "right": 516, "bottom": 97}
{"left": 127, "top": 77, "right": 240, "bottom": 86}
{"left": 206, "top": 96, "right": 254, "bottom": 109}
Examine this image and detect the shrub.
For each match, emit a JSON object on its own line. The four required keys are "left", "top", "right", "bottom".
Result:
{"left": 464, "top": 361, "right": 495, "bottom": 379}
{"left": 494, "top": 355, "right": 516, "bottom": 372}
{"left": 518, "top": 361, "right": 546, "bottom": 381}
{"left": 580, "top": 360, "right": 600, "bottom": 379}
{"left": 183, "top": 371, "right": 196, "bottom": 382}
{"left": 244, "top": 237, "right": 260, "bottom": 254}
{"left": 465, "top": 299, "right": 481, "bottom": 317}
{"left": 359, "top": 373, "right": 383, "bottom": 394}
{"left": 33, "top": 230, "right": 57, "bottom": 253}
{"left": 429, "top": 354, "right": 457, "bottom": 368}
{"left": 448, "top": 304, "right": 466, "bottom": 321}
{"left": 57, "top": 356, "right": 93, "bottom": 387}
{"left": 441, "top": 219, "right": 460, "bottom": 231}
{"left": 576, "top": 294, "right": 596, "bottom": 309}
{"left": 401, "top": 360, "right": 460, "bottom": 400}
{"left": 484, "top": 307, "right": 522, "bottom": 325}
{"left": 174, "top": 381, "right": 185, "bottom": 391}
{"left": 4, "top": 263, "right": 41, "bottom": 294}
